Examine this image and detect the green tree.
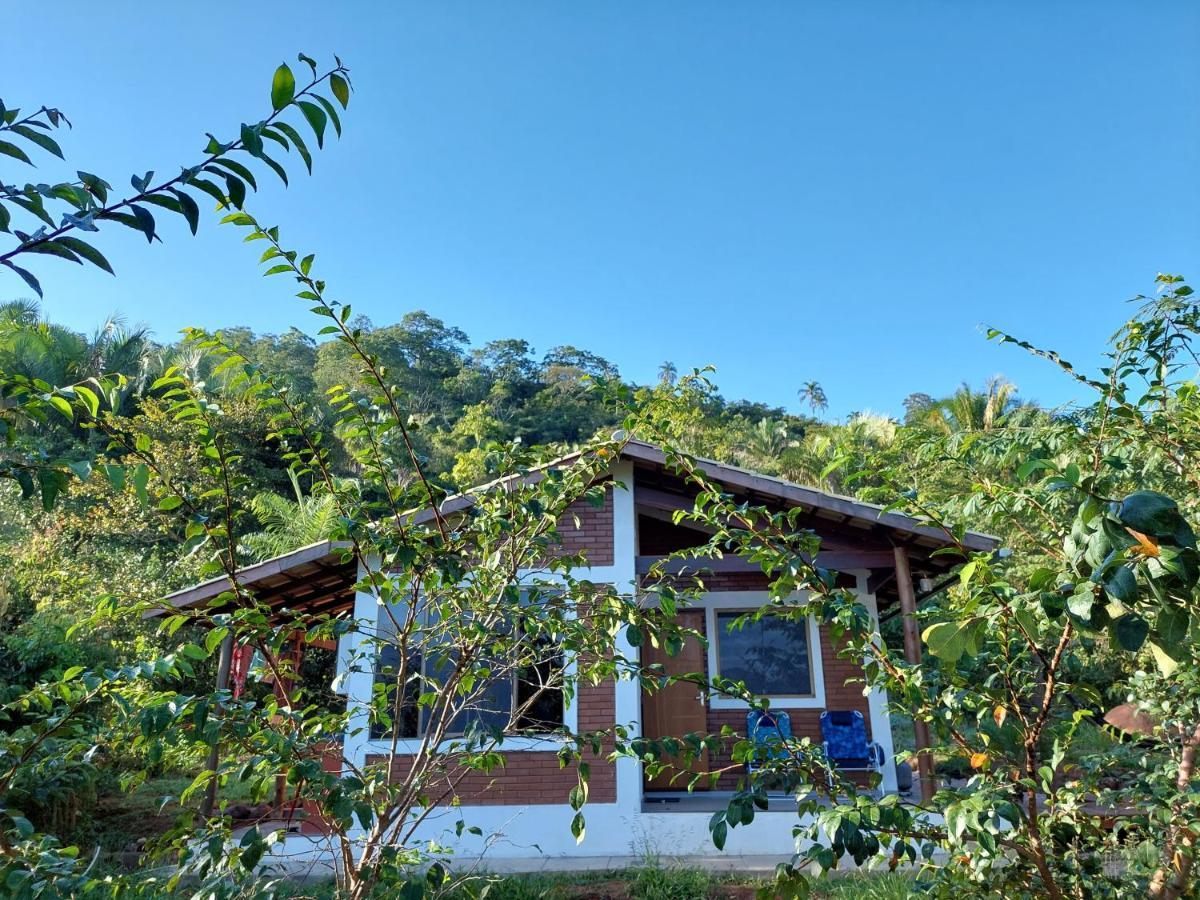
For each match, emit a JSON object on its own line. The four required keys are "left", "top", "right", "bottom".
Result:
{"left": 240, "top": 470, "right": 341, "bottom": 560}
{"left": 913, "top": 376, "right": 1030, "bottom": 433}
{"left": 797, "top": 379, "right": 828, "bottom": 418}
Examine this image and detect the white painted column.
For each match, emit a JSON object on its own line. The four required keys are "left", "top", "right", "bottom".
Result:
{"left": 855, "top": 573, "right": 899, "bottom": 794}
{"left": 609, "top": 459, "right": 644, "bottom": 811}
{"left": 337, "top": 558, "right": 381, "bottom": 775}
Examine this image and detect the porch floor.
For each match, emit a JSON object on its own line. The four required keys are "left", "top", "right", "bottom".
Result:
{"left": 641, "top": 788, "right": 905, "bottom": 813}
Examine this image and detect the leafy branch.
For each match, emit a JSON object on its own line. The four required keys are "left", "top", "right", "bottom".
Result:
{"left": 0, "top": 54, "right": 352, "bottom": 297}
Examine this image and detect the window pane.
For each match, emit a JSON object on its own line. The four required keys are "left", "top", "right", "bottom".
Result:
{"left": 372, "top": 637, "right": 420, "bottom": 739}
{"left": 716, "top": 612, "right": 812, "bottom": 697}
{"left": 516, "top": 652, "right": 565, "bottom": 730}
{"left": 372, "top": 592, "right": 567, "bottom": 739}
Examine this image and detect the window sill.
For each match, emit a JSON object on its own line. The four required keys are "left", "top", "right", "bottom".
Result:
{"left": 708, "top": 694, "right": 827, "bottom": 711}
{"left": 360, "top": 734, "right": 571, "bottom": 754}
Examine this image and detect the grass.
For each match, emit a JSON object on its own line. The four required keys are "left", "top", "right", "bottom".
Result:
{"left": 72, "top": 865, "right": 915, "bottom": 900}
{"left": 421, "top": 866, "right": 912, "bottom": 900}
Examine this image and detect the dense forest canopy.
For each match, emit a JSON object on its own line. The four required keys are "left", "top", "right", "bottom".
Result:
{"left": 0, "top": 293, "right": 1045, "bottom": 674}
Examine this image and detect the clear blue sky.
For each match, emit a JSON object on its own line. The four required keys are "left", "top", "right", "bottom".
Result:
{"left": 4, "top": 2, "right": 1198, "bottom": 419}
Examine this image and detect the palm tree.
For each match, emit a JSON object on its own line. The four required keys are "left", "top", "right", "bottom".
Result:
{"left": 745, "top": 418, "right": 790, "bottom": 465}
{"left": 0, "top": 300, "right": 153, "bottom": 390}
{"left": 657, "top": 361, "right": 677, "bottom": 385}
{"left": 776, "top": 412, "right": 897, "bottom": 491}
{"left": 240, "top": 469, "right": 342, "bottom": 561}
{"left": 921, "top": 377, "right": 1021, "bottom": 433}
{"left": 797, "top": 381, "right": 828, "bottom": 418}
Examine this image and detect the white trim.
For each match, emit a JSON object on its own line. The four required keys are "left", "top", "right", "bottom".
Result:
{"left": 354, "top": 734, "right": 573, "bottom": 755}
{"left": 352, "top": 582, "right": 577, "bottom": 754}
{"left": 698, "top": 592, "right": 827, "bottom": 710}
{"left": 855, "top": 572, "right": 899, "bottom": 794}
{"left": 608, "top": 460, "right": 644, "bottom": 813}
{"left": 339, "top": 558, "right": 381, "bottom": 772}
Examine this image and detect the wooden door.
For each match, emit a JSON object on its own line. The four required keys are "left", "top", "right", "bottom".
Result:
{"left": 641, "top": 610, "right": 710, "bottom": 791}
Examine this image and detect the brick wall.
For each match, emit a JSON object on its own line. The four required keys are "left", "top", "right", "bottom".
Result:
{"left": 555, "top": 489, "right": 614, "bottom": 567}
{"left": 704, "top": 619, "right": 872, "bottom": 790}
{"left": 368, "top": 677, "right": 617, "bottom": 805}
{"left": 645, "top": 571, "right": 874, "bottom": 791}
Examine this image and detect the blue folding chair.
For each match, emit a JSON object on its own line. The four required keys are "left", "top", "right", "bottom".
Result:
{"left": 819, "top": 710, "right": 885, "bottom": 773}
{"left": 746, "top": 709, "right": 792, "bottom": 774}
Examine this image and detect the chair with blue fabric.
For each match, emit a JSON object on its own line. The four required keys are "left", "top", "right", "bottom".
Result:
{"left": 819, "top": 710, "right": 885, "bottom": 774}
{"left": 746, "top": 709, "right": 792, "bottom": 774}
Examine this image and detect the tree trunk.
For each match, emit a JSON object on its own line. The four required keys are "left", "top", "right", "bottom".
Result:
{"left": 1149, "top": 723, "right": 1200, "bottom": 900}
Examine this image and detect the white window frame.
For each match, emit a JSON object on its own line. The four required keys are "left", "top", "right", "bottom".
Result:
{"left": 353, "top": 587, "right": 579, "bottom": 755}
{"left": 702, "top": 591, "right": 827, "bottom": 710}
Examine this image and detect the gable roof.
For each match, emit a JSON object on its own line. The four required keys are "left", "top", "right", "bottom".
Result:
{"left": 153, "top": 439, "right": 998, "bottom": 617}
{"left": 416, "top": 438, "right": 997, "bottom": 553}
{"left": 618, "top": 440, "right": 997, "bottom": 553}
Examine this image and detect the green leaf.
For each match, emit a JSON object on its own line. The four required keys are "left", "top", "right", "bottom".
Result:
{"left": 1154, "top": 545, "right": 1200, "bottom": 589}
{"left": 570, "top": 811, "right": 586, "bottom": 844}
{"left": 56, "top": 236, "right": 114, "bottom": 274}
{"left": 315, "top": 95, "right": 342, "bottom": 138}
{"left": 1149, "top": 640, "right": 1180, "bottom": 677}
{"left": 10, "top": 193, "right": 54, "bottom": 226}
{"left": 158, "top": 495, "right": 183, "bottom": 511}
{"left": 71, "top": 384, "right": 100, "bottom": 416}
{"left": 330, "top": 73, "right": 351, "bottom": 108}
{"left": 240, "top": 842, "right": 264, "bottom": 871}
{"left": 205, "top": 625, "right": 229, "bottom": 654}
{"left": 0, "top": 140, "right": 32, "bottom": 165}
{"left": 921, "top": 619, "right": 980, "bottom": 664}
{"left": 78, "top": 170, "right": 110, "bottom": 203}
{"left": 223, "top": 174, "right": 247, "bottom": 209}
{"left": 273, "top": 122, "right": 312, "bottom": 173}
{"left": 48, "top": 395, "right": 73, "bottom": 419}
{"left": 1118, "top": 491, "right": 1186, "bottom": 540}
{"left": 37, "top": 468, "right": 67, "bottom": 510}
{"left": 10, "top": 124, "right": 63, "bottom": 159}
{"left": 129, "top": 204, "right": 157, "bottom": 242}
{"left": 1111, "top": 613, "right": 1149, "bottom": 652}
{"left": 172, "top": 189, "right": 201, "bottom": 234}
{"left": 259, "top": 153, "right": 289, "bottom": 186}
{"left": 298, "top": 101, "right": 327, "bottom": 148}
{"left": 262, "top": 127, "right": 289, "bottom": 151}
{"left": 187, "top": 177, "right": 229, "bottom": 208}
{"left": 10, "top": 816, "right": 34, "bottom": 838}
{"left": 0, "top": 202, "right": 10, "bottom": 232}
{"left": 241, "top": 123, "right": 264, "bottom": 157}
{"left": 1103, "top": 566, "right": 1137, "bottom": 604}
{"left": 271, "top": 63, "right": 296, "bottom": 111}
{"left": 208, "top": 159, "right": 258, "bottom": 191}
{"left": 25, "top": 240, "right": 81, "bottom": 264}
{"left": 3, "top": 261, "right": 42, "bottom": 296}
{"left": 1066, "top": 588, "right": 1097, "bottom": 624}
{"left": 1155, "top": 605, "right": 1190, "bottom": 649}
{"left": 712, "top": 819, "right": 728, "bottom": 850}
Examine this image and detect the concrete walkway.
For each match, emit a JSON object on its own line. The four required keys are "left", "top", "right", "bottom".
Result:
{"left": 447, "top": 855, "right": 790, "bottom": 876}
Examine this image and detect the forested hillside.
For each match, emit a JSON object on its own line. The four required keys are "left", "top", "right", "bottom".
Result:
{"left": 0, "top": 295, "right": 1040, "bottom": 711}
